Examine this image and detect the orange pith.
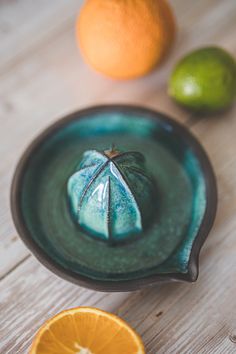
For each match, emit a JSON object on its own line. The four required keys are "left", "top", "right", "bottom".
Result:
{"left": 30, "top": 307, "right": 146, "bottom": 354}
{"left": 76, "top": 0, "right": 176, "bottom": 79}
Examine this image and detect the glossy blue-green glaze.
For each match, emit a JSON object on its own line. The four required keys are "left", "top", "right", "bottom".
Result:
{"left": 11, "top": 106, "right": 217, "bottom": 290}
{"left": 67, "top": 149, "right": 156, "bottom": 243}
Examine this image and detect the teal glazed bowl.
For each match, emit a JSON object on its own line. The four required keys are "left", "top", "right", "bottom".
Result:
{"left": 11, "top": 105, "right": 217, "bottom": 291}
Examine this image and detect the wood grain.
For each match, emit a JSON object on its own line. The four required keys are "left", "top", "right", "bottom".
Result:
{"left": 0, "top": 0, "right": 236, "bottom": 353}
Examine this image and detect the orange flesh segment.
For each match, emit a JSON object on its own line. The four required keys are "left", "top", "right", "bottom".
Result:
{"left": 30, "top": 307, "right": 145, "bottom": 354}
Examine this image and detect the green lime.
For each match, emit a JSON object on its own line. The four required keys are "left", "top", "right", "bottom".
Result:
{"left": 168, "top": 47, "right": 236, "bottom": 112}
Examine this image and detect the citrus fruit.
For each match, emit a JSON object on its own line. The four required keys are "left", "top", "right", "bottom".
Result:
{"left": 76, "top": 0, "right": 176, "bottom": 79}
{"left": 30, "top": 307, "right": 145, "bottom": 354}
{"left": 168, "top": 46, "right": 236, "bottom": 112}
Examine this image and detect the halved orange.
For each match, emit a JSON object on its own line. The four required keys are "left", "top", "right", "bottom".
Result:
{"left": 30, "top": 307, "right": 145, "bottom": 354}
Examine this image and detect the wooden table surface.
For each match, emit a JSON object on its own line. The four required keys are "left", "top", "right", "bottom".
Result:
{"left": 1, "top": 1, "right": 236, "bottom": 353}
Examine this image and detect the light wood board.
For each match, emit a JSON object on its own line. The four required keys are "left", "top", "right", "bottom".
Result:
{"left": 0, "top": 0, "right": 236, "bottom": 353}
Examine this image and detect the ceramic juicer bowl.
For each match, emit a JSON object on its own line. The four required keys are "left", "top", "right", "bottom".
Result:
{"left": 11, "top": 105, "right": 217, "bottom": 291}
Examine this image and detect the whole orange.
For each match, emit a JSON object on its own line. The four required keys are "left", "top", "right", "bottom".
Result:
{"left": 76, "top": 0, "right": 176, "bottom": 79}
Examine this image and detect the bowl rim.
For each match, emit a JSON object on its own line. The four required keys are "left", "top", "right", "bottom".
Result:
{"left": 10, "top": 104, "right": 217, "bottom": 291}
